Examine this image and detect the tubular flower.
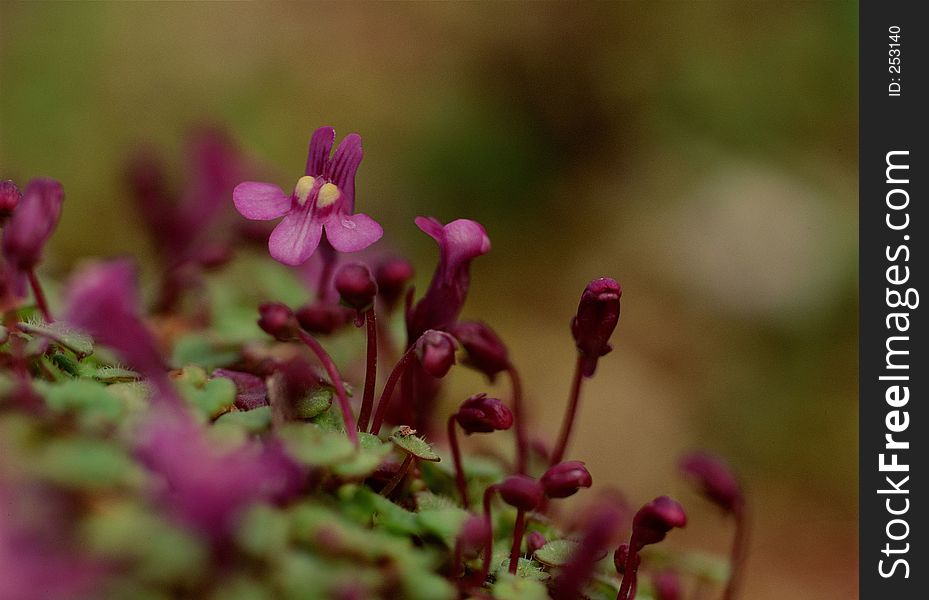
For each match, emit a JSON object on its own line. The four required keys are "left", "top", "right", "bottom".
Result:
{"left": 233, "top": 127, "right": 383, "bottom": 265}
{"left": 679, "top": 451, "right": 744, "bottom": 515}
{"left": 455, "top": 393, "right": 514, "bottom": 434}
{"left": 571, "top": 278, "right": 621, "bottom": 377}
{"left": 448, "top": 320, "right": 510, "bottom": 381}
{"left": 541, "top": 460, "right": 593, "bottom": 499}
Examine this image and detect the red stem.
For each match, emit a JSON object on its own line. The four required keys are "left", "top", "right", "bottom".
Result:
{"left": 616, "top": 536, "right": 639, "bottom": 600}
{"left": 448, "top": 414, "right": 469, "bottom": 509}
{"left": 380, "top": 453, "right": 414, "bottom": 498}
{"left": 480, "top": 484, "right": 499, "bottom": 583}
{"left": 550, "top": 354, "right": 585, "bottom": 466}
{"left": 357, "top": 308, "right": 378, "bottom": 431}
{"left": 723, "top": 508, "right": 749, "bottom": 600}
{"left": 297, "top": 329, "right": 359, "bottom": 446}
{"left": 370, "top": 345, "right": 416, "bottom": 435}
{"left": 506, "top": 364, "right": 529, "bottom": 474}
{"left": 508, "top": 509, "right": 526, "bottom": 574}
{"left": 27, "top": 270, "right": 52, "bottom": 322}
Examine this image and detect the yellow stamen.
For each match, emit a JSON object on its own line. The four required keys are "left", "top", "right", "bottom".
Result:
{"left": 317, "top": 182, "right": 341, "bottom": 208}
{"left": 294, "top": 176, "right": 315, "bottom": 206}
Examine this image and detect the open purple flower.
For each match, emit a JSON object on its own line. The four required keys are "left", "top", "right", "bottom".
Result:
{"left": 233, "top": 127, "right": 383, "bottom": 265}
{"left": 406, "top": 216, "right": 491, "bottom": 341}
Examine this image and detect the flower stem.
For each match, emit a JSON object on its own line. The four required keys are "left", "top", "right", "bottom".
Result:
{"left": 550, "top": 354, "right": 585, "bottom": 466}
{"left": 27, "top": 269, "right": 52, "bottom": 322}
{"left": 297, "top": 329, "right": 359, "bottom": 446}
{"left": 370, "top": 345, "right": 416, "bottom": 435}
{"left": 506, "top": 364, "right": 529, "bottom": 474}
{"left": 723, "top": 509, "right": 749, "bottom": 600}
{"left": 380, "top": 454, "right": 414, "bottom": 498}
{"left": 480, "top": 484, "right": 499, "bottom": 584}
{"left": 508, "top": 509, "right": 527, "bottom": 574}
{"left": 357, "top": 308, "right": 378, "bottom": 432}
{"left": 448, "top": 414, "right": 469, "bottom": 509}
{"left": 616, "top": 537, "right": 639, "bottom": 600}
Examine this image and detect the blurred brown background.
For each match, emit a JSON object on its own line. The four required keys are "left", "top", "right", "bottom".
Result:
{"left": 1, "top": 3, "right": 857, "bottom": 598}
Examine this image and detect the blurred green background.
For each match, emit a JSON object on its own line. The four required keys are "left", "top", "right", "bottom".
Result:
{"left": 1, "top": 2, "right": 857, "bottom": 598}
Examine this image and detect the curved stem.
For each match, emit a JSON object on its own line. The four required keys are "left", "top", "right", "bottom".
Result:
{"left": 297, "top": 329, "right": 359, "bottom": 446}
{"left": 480, "top": 484, "right": 499, "bottom": 584}
{"left": 723, "top": 508, "right": 749, "bottom": 600}
{"left": 616, "top": 536, "right": 638, "bottom": 600}
{"left": 28, "top": 269, "right": 52, "bottom": 322}
{"left": 508, "top": 509, "right": 526, "bottom": 574}
{"left": 370, "top": 345, "right": 416, "bottom": 435}
{"left": 380, "top": 454, "right": 414, "bottom": 498}
{"left": 357, "top": 308, "right": 378, "bottom": 431}
{"left": 506, "top": 364, "right": 529, "bottom": 473}
{"left": 448, "top": 414, "right": 469, "bottom": 509}
{"left": 550, "top": 354, "right": 585, "bottom": 466}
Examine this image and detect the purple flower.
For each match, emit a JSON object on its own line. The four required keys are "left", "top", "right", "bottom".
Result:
{"left": 375, "top": 256, "right": 414, "bottom": 312}
{"left": 415, "top": 329, "right": 458, "bottom": 378}
{"left": 334, "top": 262, "right": 378, "bottom": 311}
{"left": 571, "top": 277, "right": 621, "bottom": 377}
{"left": 631, "top": 496, "right": 687, "bottom": 548}
{"left": 62, "top": 260, "right": 167, "bottom": 388}
{"left": 212, "top": 369, "right": 268, "bottom": 411}
{"left": 448, "top": 320, "right": 510, "bottom": 382}
{"left": 653, "top": 571, "right": 683, "bottom": 600}
{"left": 135, "top": 412, "right": 301, "bottom": 539}
{"left": 0, "top": 180, "right": 21, "bottom": 222}
{"left": 1, "top": 178, "right": 64, "bottom": 278}
{"left": 679, "top": 451, "right": 744, "bottom": 515}
{"left": 526, "top": 531, "right": 547, "bottom": 555}
{"left": 454, "top": 393, "right": 513, "bottom": 434}
{"left": 540, "top": 460, "right": 593, "bottom": 499}
{"left": 257, "top": 301, "right": 298, "bottom": 340}
{"left": 406, "top": 216, "right": 491, "bottom": 341}
{"left": 233, "top": 127, "right": 383, "bottom": 266}
{"left": 498, "top": 474, "right": 544, "bottom": 511}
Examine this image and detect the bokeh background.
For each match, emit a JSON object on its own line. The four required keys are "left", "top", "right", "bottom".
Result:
{"left": 1, "top": 3, "right": 857, "bottom": 599}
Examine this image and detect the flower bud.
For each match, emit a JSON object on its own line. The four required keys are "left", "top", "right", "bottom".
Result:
{"left": 526, "top": 531, "right": 547, "bottom": 555}
{"left": 415, "top": 329, "right": 458, "bottom": 378}
{"left": 571, "top": 278, "right": 621, "bottom": 377}
{"left": 335, "top": 263, "right": 377, "bottom": 311}
{"left": 295, "top": 302, "right": 353, "bottom": 335}
{"left": 448, "top": 320, "right": 509, "bottom": 381}
{"left": 653, "top": 572, "right": 682, "bottom": 600}
{"left": 632, "top": 496, "right": 686, "bottom": 548}
{"left": 212, "top": 368, "right": 268, "bottom": 411}
{"left": 454, "top": 393, "right": 513, "bottom": 434}
{"left": 0, "top": 180, "right": 22, "bottom": 221}
{"left": 679, "top": 451, "right": 743, "bottom": 515}
{"left": 457, "top": 514, "right": 490, "bottom": 557}
{"left": 2, "top": 178, "right": 64, "bottom": 272}
{"left": 375, "top": 256, "right": 414, "bottom": 311}
{"left": 498, "top": 474, "right": 544, "bottom": 512}
{"left": 541, "top": 460, "right": 593, "bottom": 499}
{"left": 258, "top": 302, "right": 298, "bottom": 340}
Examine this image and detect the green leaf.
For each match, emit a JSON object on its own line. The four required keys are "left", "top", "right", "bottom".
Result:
{"left": 18, "top": 320, "right": 93, "bottom": 357}
{"left": 294, "top": 387, "right": 333, "bottom": 419}
{"left": 236, "top": 504, "right": 290, "bottom": 558}
{"left": 494, "top": 557, "right": 549, "bottom": 581}
{"left": 171, "top": 333, "right": 240, "bottom": 370}
{"left": 93, "top": 366, "right": 142, "bottom": 383}
{"left": 534, "top": 540, "right": 581, "bottom": 568}
{"left": 492, "top": 573, "right": 549, "bottom": 600}
{"left": 278, "top": 423, "right": 355, "bottom": 466}
{"left": 417, "top": 507, "right": 470, "bottom": 547}
{"left": 342, "top": 487, "right": 422, "bottom": 536}
{"left": 176, "top": 369, "right": 236, "bottom": 419}
{"left": 390, "top": 430, "right": 441, "bottom": 462}
{"left": 43, "top": 378, "right": 125, "bottom": 431}
{"left": 311, "top": 403, "right": 346, "bottom": 432}
{"left": 214, "top": 406, "right": 273, "bottom": 434}
{"left": 35, "top": 437, "right": 142, "bottom": 490}
{"left": 415, "top": 491, "right": 458, "bottom": 511}
{"left": 331, "top": 434, "right": 392, "bottom": 478}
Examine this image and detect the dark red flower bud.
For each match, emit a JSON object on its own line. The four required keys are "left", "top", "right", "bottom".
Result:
{"left": 454, "top": 393, "right": 514, "bottom": 434}
{"left": 498, "top": 475, "right": 544, "bottom": 512}
{"left": 457, "top": 514, "right": 490, "bottom": 557}
{"left": 613, "top": 543, "right": 639, "bottom": 574}
{"left": 258, "top": 302, "right": 298, "bottom": 340}
{"left": 1, "top": 178, "right": 64, "bottom": 271}
{"left": 375, "top": 256, "right": 414, "bottom": 311}
{"left": 415, "top": 329, "right": 458, "bottom": 378}
{"left": 653, "top": 572, "right": 682, "bottom": 600}
{"left": 295, "top": 302, "right": 353, "bottom": 335}
{"left": 0, "top": 180, "right": 22, "bottom": 221}
{"left": 448, "top": 320, "right": 510, "bottom": 381}
{"left": 526, "top": 531, "right": 547, "bottom": 555}
{"left": 679, "top": 451, "right": 744, "bottom": 515}
{"left": 632, "top": 496, "right": 686, "bottom": 548}
{"left": 335, "top": 263, "right": 377, "bottom": 311}
{"left": 571, "top": 278, "right": 621, "bottom": 377}
{"left": 541, "top": 460, "right": 593, "bottom": 499}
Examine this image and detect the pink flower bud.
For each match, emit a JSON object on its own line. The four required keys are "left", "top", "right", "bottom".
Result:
{"left": 571, "top": 278, "right": 621, "bottom": 377}
{"left": 498, "top": 474, "right": 544, "bottom": 512}
{"left": 526, "top": 531, "right": 547, "bottom": 555}
{"left": 258, "top": 302, "right": 297, "bottom": 340}
{"left": 679, "top": 451, "right": 743, "bottom": 515}
{"left": 632, "top": 496, "right": 686, "bottom": 548}
{"left": 454, "top": 393, "right": 513, "bottom": 434}
{"left": 541, "top": 460, "right": 593, "bottom": 499}
{"left": 0, "top": 180, "right": 21, "bottom": 221}
{"left": 375, "top": 256, "right": 414, "bottom": 311}
{"left": 335, "top": 263, "right": 377, "bottom": 310}
{"left": 295, "top": 302, "right": 353, "bottom": 335}
{"left": 653, "top": 571, "right": 683, "bottom": 600}
{"left": 415, "top": 329, "right": 458, "bottom": 378}
{"left": 448, "top": 320, "right": 510, "bottom": 381}
{"left": 1, "top": 178, "right": 64, "bottom": 272}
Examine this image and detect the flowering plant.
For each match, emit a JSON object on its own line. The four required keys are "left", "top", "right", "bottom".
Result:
{"left": 0, "top": 127, "right": 746, "bottom": 600}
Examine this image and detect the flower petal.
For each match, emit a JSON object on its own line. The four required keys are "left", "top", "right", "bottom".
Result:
{"left": 233, "top": 182, "right": 290, "bottom": 220}
{"left": 326, "top": 133, "right": 363, "bottom": 211}
{"left": 306, "top": 126, "right": 336, "bottom": 177}
{"left": 323, "top": 212, "right": 383, "bottom": 253}
{"left": 268, "top": 208, "right": 323, "bottom": 265}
